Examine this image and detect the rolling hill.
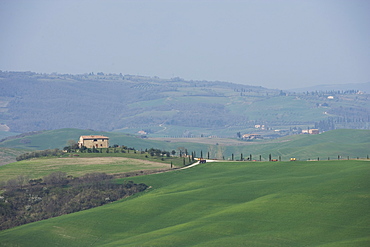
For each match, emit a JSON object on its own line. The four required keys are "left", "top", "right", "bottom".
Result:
{"left": 1, "top": 160, "right": 369, "bottom": 246}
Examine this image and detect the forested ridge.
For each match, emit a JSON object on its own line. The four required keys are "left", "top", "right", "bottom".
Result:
{"left": 1, "top": 71, "right": 369, "bottom": 137}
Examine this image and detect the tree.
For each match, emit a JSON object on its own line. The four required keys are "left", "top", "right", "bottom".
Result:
{"left": 64, "top": 140, "right": 78, "bottom": 152}
{"left": 67, "top": 140, "right": 78, "bottom": 149}
{"left": 237, "top": 132, "right": 241, "bottom": 139}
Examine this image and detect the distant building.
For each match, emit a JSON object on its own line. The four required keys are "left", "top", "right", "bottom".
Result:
{"left": 78, "top": 135, "right": 109, "bottom": 148}
{"left": 309, "top": 129, "right": 319, "bottom": 134}
{"left": 254, "top": 124, "right": 265, "bottom": 130}
{"left": 301, "top": 129, "right": 319, "bottom": 134}
{"left": 242, "top": 134, "right": 262, "bottom": 140}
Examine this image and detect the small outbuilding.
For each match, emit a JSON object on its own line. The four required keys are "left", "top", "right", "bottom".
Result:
{"left": 78, "top": 135, "right": 109, "bottom": 149}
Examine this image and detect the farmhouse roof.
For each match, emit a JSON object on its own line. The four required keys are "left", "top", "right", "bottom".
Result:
{"left": 80, "top": 135, "right": 109, "bottom": 140}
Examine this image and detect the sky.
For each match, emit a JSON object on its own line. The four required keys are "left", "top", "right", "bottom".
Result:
{"left": 0, "top": 0, "right": 369, "bottom": 89}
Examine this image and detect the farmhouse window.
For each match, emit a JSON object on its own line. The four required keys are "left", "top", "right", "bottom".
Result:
{"left": 94, "top": 139, "right": 97, "bottom": 141}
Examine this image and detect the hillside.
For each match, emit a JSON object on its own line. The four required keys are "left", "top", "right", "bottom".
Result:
{"left": 0, "top": 148, "right": 27, "bottom": 166}
{"left": 1, "top": 71, "right": 369, "bottom": 138}
{"left": 1, "top": 160, "right": 369, "bottom": 246}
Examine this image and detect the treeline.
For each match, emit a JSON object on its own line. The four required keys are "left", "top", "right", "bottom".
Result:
{"left": 0, "top": 172, "right": 148, "bottom": 231}
{"left": 303, "top": 90, "right": 361, "bottom": 96}
{"left": 15, "top": 146, "right": 185, "bottom": 164}
{"left": 315, "top": 116, "right": 370, "bottom": 132}
{"left": 15, "top": 145, "right": 142, "bottom": 161}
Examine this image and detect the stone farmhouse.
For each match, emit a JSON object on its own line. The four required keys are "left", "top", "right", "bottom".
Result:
{"left": 78, "top": 135, "right": 109, "bottom": 148}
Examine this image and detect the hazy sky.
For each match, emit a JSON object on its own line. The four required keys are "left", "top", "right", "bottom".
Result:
{"left": 1, "top": 0, "right": 369, "bottom": 89}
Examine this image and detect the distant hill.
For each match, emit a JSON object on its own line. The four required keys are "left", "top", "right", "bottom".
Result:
{"left": 289, "top": 81, "right": 370, "bottom": 93}
{"left": 1, "top": 71, "right": 370, "bottom": 137}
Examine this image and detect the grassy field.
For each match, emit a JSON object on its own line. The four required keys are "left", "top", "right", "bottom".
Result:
{"left": 1, "top": 160, "right": 369, "bottom": 246}
{"left": 0, "top": 156, "right": 173, "bottom": 183}
{"left": 0, "top": 149, "right": 194, "bottom": 183}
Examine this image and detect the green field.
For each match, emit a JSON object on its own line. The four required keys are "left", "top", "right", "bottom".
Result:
{"left": 1, "top": 160, "right": 369, "bottom": 246}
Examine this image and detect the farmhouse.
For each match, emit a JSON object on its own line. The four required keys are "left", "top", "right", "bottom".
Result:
{"left": 78, "top": 135, "right": 109, "bottom": 148}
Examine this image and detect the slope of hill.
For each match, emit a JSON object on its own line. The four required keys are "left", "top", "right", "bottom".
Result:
{"left": 0, "top": 148, "right": 27, "bottom": 166}
{"left": 1, "top": 71, "right": 369, "bottom": 137}
{"left": 1, "top": 160, "right": 369, "bottom": 246}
